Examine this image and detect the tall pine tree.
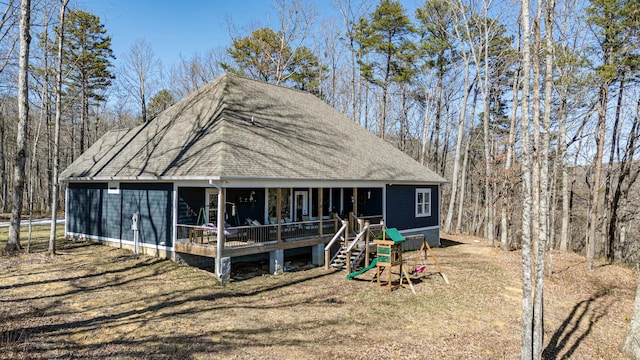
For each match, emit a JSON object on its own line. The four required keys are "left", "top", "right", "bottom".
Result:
{"left": 354, "top": 0, "right": 415, "bottom": 140}
{"left": 61, "top": 9, "right": 114, "bottom": 156}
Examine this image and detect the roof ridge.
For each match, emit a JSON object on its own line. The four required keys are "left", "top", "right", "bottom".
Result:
{"left": 221, "top": 72, "right": 320, "bottom": 99}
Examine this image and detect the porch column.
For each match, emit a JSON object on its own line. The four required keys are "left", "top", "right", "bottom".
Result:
{"left": 276, "top": 188, "right": 282, "bottom": 243}
{"left": 353, "top": 187, "right": 358, "bottom": 217}
{"left": 215, "top": 187, "right": 226, "bottom": 277}
{"left": 318, "top": 188, "right": 323, "bottom": 237}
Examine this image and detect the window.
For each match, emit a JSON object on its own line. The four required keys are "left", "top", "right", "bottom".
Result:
{"left": 206, "top": 188, "right": 218, "bottom": 224}
{"left": 415, "top": 188, "right": 431, "bottom": 217}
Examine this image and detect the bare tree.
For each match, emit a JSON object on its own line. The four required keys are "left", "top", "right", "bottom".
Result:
{"left": 7, "top": 0, "right": 31, "bottom": 251}
{"left": 444, "top": 11, "right": 476, "bottom": 233}
{"left": 49, "top": 0, "right": 68, "bottom": 255}
{"left": 0, "top": 0, "right": 19, "bottom": 215}
{"left": 333, "top": 0, "right": 369, "bottom": 123}
{"left": 120, "top": 37, "right": 158, "bottom": 123}
{"left": 170, "top": 49, "right": 226, "bottom": 99}
{"left": 519, "top": 0, "right": 534, "bottom": 356}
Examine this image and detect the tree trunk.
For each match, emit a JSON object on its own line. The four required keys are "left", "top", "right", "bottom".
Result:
{"left": 0, "top": 104, "right": 6, "bottom": 213}
{"left": 482, "top": 97, "right": 493, "bottom": 245}
{"left": 602, "top": 76, "right": 625, "bottom": 262}
{"left": 7, "top": 0, "right": 31, "bottom": 251}
{"left": 533, "top": 1, "right": 554, "bottom": 355}
{"left": 420, "top": 84, "right": 433, "bottom": 166}
{"left": 481, "top": 21, "right": 494, "bottom": 246}
{"left": 501, "top": 64, "right": 519, "bottom": 250}
{"left": 559, "top": 98, "right": 569, "bottom": 251}
{"left": 444, "top": 60, "right": 472, "bottom": 234}
{"left": 588, "top": 83, "right": 608, "bottom": 270}
{"left": 433, "top": 68, "right": 443, "bottom": 172}
{"left": 623, "top": 272, "right": 640, "bottom": 358}
{"left": 520, "top": 0, "right": 533, "bottom": 356}
{"left": 49, "top": 0, "right": 68, "bottom": 255}
{"left": 456, "top": 87, "right": 478, "bottom": 233}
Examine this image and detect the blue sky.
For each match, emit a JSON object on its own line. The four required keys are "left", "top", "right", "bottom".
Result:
{"left": 74, "top": 0, "right": 344, "bottom": 69}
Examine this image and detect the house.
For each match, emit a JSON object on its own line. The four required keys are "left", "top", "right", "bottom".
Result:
{"left": 60, "top": 74, "right": 447, "bottom": 281}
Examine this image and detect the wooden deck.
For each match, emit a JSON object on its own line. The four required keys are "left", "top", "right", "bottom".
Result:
{"left": 174, "top": 234, "right": 333, "bottom": 258}
{"left": 174, "top": 219, "right": 338, "bottom": 258}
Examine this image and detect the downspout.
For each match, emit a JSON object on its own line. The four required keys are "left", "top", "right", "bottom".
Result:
{"left": 210, "top": 179, "right": 224, "bottom": 277}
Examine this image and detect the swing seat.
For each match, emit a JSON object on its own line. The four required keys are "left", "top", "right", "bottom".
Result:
{"left": 414, "top": 264, "right": 427, "bottom": 273}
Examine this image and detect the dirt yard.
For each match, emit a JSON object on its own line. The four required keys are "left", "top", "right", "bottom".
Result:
{"left": 0, "top": 226, "right": 636, "bottom": 359}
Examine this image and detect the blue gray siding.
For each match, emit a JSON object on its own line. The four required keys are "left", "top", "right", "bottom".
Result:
{"left": 385, "top": 184, "right": 439, "bottom": 229}
{"left": 67, "top": 183, "right": 108, "bottom": 237}
{"left": 67, "top": 182, "right": 173, "bottom": 247}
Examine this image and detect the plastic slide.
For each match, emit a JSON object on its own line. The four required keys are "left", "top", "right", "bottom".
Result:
{"left": 346, "top": 258, "right": 378, "bottom": 280}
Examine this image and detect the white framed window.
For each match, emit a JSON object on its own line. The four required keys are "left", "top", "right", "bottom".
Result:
{"left": 205, "top": 188, "right": 219, "bottom": 224}
{"left": 415, "top": 188, "right": 431, "bottom": 217}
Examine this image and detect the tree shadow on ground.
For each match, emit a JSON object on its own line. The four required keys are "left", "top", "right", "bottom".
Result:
{"left": 440, "top": 238, "right": 464, "bottom": 247}
{"left": 542, "top": 288, "right": 613, "bottom": 359}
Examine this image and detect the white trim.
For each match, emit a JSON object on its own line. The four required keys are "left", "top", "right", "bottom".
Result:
{"left": 62, "top": 175, "right": 447, "bottom": 186}
{"left": 205, "top": 188, "right": 219, "bottom": 224}
{"left": 64, "top": 186, "right": 69, "bottom": 236}
{"left": 415, "top": 188, "right": 432, "bottom": 218}
{"left": 308, "top": 187, "right": 313, "bottom": 217}
{"left": 63, "top": 175, "right": 222, "bottom": 182}
{"left": 382, "top": 185, "right": 387, "bottom": 224}
{"left": 172, "top": 183, "right": 178, "bottom": 250}
{"left": 399, "top": 225, "right": 440, "bottom": 233}
{"left": 107, "top": 181, "right": 120, "bottom": 194}
{"left": 437, "top": 183, "right": 441, "bottom": 224}
{"left": 66, "top": 232, "right": 174, "bottom": 251}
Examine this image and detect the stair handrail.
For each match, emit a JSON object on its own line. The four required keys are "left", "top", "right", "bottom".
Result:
{"left": 324, "top": 220, "right": 349, "bottom": 269}
{"left": 345, "top": 224, "right": 369, "bottom": 253}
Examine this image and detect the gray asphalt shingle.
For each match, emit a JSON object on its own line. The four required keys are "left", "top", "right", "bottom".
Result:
{"left": 60, "top": 74, "right": 446, "bottom": 184}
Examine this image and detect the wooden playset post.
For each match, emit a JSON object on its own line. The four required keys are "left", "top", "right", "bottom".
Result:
{"left": 410, "top": 237, "right": 449, "bottom": 284}
{"left": 373, "top": 228, "right": 415, "bottom": 294}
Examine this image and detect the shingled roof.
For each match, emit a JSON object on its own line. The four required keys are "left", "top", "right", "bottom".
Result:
{"left": 60, "top": 74, "right": 446, "bottom": 184}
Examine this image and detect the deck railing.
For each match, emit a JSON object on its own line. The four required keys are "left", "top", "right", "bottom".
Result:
{"left": 176, "top": 218, "right": 338, "bottom": 248}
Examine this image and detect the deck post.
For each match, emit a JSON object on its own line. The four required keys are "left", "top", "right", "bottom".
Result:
{"left": 353, "top": 187, "right": 358, "bottom": 217}
{"left": 312, "top": 244, "right": 324, "bottom": 266}
{"left": 325, "top": 248, "right": 330, "bottom": 270}
{"left": 343, "top": 219, "right": 350, "bottom": 249}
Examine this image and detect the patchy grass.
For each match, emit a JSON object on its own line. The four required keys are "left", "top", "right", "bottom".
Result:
{"left": 0, "top": 227, "right": 635, "bottom": 359}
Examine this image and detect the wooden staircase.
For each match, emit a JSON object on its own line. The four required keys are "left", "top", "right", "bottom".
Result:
{"left": 324, "top": 216, "right": 384, "bottom": 273}
{"left": 329, "top": 239, "right": 367, "bottom": 270}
